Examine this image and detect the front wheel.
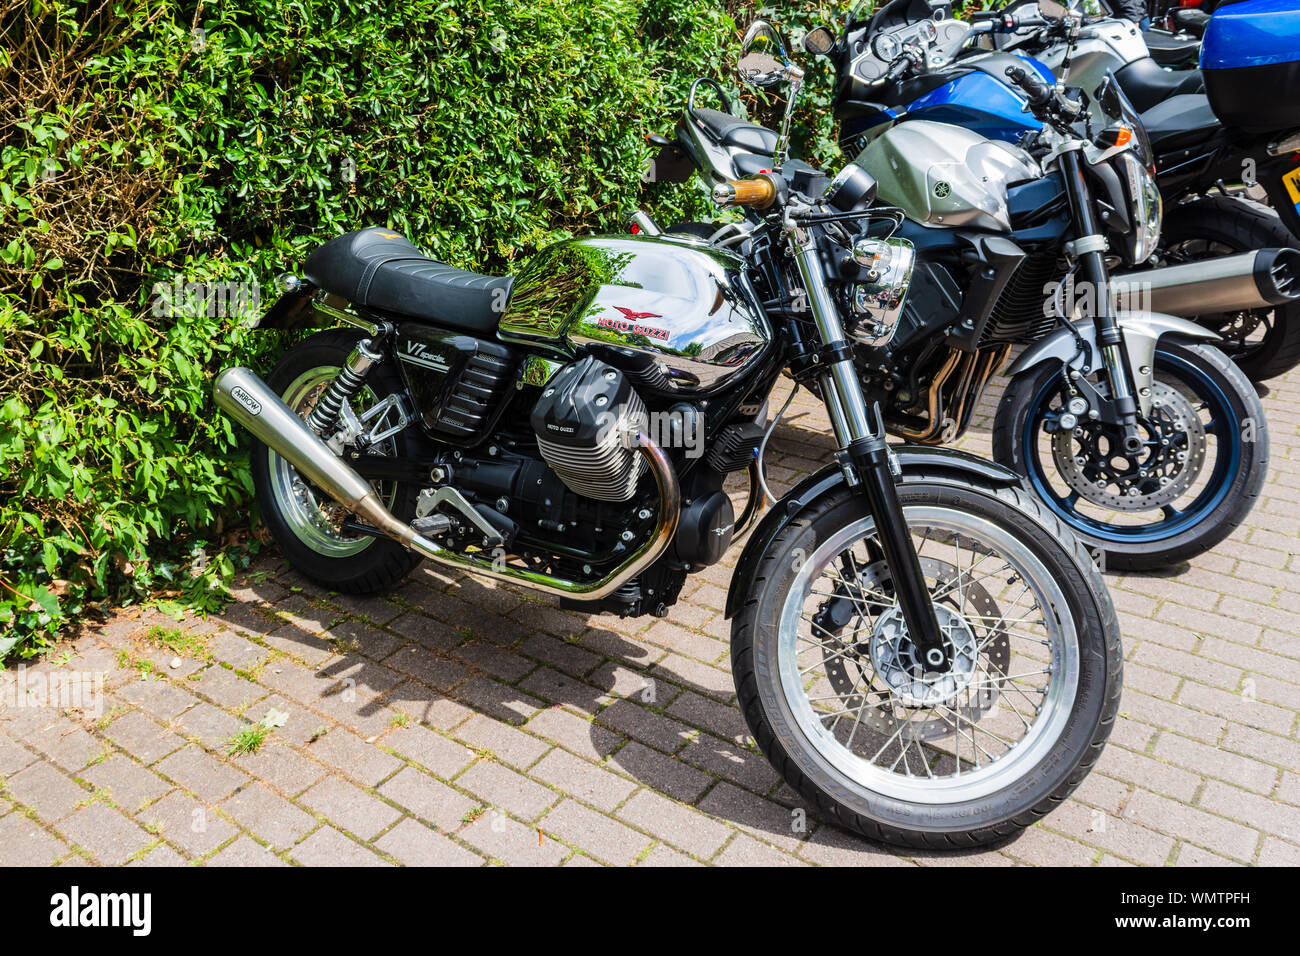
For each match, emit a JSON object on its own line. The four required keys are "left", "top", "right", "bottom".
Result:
{"left": 731, "top": 477, "right": 1121, "bottom": 848}
{"left": 994, "top": 339, "right": 1267, "bottom": 571}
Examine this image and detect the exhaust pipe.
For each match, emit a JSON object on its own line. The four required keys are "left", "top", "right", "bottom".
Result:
{"left": 1111, "top": 248, "right": 1300, "bottom": 316}
{"left": 213, "top": 367, "right": 680, "bottom": 600}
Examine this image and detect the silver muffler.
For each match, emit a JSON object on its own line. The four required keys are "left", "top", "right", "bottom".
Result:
{"left": 1111, "top": 248, "right": 1300, "bottom": 316}
{"left": 212, "top": 367, "right": 681, "bottom": 600}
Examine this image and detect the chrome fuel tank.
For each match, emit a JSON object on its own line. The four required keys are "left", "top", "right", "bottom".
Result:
{"left": 498, "top": 236, "right": 771, "bottom": 396}
{"left": 853, "top": 120, "right": 1041, "bottom": 232}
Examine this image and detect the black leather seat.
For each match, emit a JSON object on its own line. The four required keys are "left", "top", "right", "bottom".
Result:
{"left": 692, "top": 108, "right": 779, "bottom": 154}
{"left": 304, "top": 227, "right": 513, "bottom": 334}
{"left": 1168, "top": 8, "right": 1210, "bottom": 37}
{"left": 1140, "top": 93, "right": 1223, "bottom": 152}
{"left": 1143, "top": 29, "right": 1202, "bottom": 68}
{"left": 1115, "top": 56, "right": 1205, "bottom": 113}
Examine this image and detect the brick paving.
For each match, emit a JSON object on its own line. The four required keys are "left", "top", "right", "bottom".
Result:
{"left": 2, "top": 368, "right": 1299, "bottom": 867}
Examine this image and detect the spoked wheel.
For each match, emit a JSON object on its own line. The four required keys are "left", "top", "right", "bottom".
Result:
{"left": 995, "top": 339, "right": 1268, "bottom": 570}
{"left": 731, "top": 477, "right": 1121, "bottom": 848}
{"left": 252, "top": 329, "right": 423, "bottom": 592}
{"left": 1160, "top": 196, "right": 1300, "bottom": 381}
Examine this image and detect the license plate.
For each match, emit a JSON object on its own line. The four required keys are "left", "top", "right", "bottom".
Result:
{"left": 1284, "top": 164, "right": 1300, "bottom": 216}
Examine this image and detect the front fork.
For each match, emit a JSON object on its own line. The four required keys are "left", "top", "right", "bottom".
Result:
{"left": 1059, "top": 149, "right": 1145, "bottom": 453}
{"left": 789, "top": 226, "right": 949, "bottom": 668}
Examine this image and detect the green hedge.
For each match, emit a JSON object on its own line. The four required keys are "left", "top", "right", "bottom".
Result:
{"left": 1, "top": 0, "right": 847, "bottom": 660}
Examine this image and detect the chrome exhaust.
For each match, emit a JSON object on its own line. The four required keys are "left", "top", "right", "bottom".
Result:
{"left": 1111, "top": 248, "right": 1300, "bottom": 316}
{"left": 213, "top": 367, "right": 681, "bottom": 600}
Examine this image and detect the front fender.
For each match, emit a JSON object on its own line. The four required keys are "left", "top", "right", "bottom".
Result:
{"left": 723, "top": 447, "right": 1020, "bottom": 619}
{"left": 1004, "top": 311, "right": 1219, "bottom": 416}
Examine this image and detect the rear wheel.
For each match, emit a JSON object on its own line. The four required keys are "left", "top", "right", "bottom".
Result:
{"left": 252, "top": 329, "right": 423, "bottom": 593}
{"left": 731, "top": 476, "right": 1121, "bottom": 848}
{"left": 1160, "top": 196, "right": 1300, "bottom": 381}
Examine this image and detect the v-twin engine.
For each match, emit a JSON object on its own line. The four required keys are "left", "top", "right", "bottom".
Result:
{"left": 530, "top": 355, "right": 648, "bottom": 502}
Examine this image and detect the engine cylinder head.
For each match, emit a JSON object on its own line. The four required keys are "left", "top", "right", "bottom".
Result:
{"left": 530, "top": 356, "right": 649, "bottom": 502}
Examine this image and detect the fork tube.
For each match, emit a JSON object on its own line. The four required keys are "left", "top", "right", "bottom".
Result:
{"left": 1059, "top": 149, "right": 1143, "bottom": 452}
{"left": 791, "top": 235, "right": 947, "bottom": 666}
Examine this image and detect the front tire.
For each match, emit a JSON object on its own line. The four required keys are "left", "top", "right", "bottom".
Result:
{"left": 730, "top": 476, "right": 1121, "bottom": 848}
{"left": 252, "top": 329, "right": 423, "bottom": 593}
{"left": 995, "top": 339, "right": 1267, "bottom": 571}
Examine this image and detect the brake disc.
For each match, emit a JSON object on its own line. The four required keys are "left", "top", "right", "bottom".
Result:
{"left": 819, "top": 555, "right": 1011, "bottom": 742}
{"left": 1053, "top": 381, "right": 1206, "bottom": 511}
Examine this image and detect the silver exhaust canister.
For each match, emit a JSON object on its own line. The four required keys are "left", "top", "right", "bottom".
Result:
{"left": 1111, "top": 247, "right": 1300, "bottom": 316}
{"left": 212, "top": 367, "right": 681, "bottom": 600}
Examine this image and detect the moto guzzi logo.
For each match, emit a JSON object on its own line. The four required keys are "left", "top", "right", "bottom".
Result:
{"left": 597, "top": 307, "right": 668, "bottom": 341}
{"left": 230, "top": 385, "right": 262, "bottom": 416}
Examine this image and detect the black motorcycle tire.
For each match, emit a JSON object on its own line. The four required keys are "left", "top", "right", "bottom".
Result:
{"left": 730, "top": 475, "right": 1121, "bottom": 849}
{"left": 252, "top": 329, "right": 424, "bottom": 593}
{"left": 1161, "top": 196, "right": 1300, "bottom": 381}
{"left": 994, "top": 338, "right": 1267, "bottom": 571}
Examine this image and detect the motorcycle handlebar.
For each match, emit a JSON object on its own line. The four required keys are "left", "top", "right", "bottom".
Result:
{"left": 713, "top": 176, "right": 778, "bottom": 209}
{"left": 1005, "top": 65, "right": 1053, "bottom": 108}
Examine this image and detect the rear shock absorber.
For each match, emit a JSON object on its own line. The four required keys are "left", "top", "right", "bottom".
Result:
{"left": 305, "top": 334, "right": 386, "bottom": 436}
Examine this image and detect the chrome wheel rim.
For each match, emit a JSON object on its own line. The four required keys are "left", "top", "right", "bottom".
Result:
{"left": 776, "top": 505, "right": 1079, "bottom": 804}
{"left": 267, "top": 366, "right": 393, "bottom": 558}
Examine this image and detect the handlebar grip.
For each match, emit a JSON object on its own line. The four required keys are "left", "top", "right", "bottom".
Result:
{"left": 885, "top": 55, "right": 912, "bottom": 83}
{"left": 1005, "top": 65, "right": 1053, "bottom": 107}
{"left": 968, "top": 10, "right": 999, "bottom": 20}
{"left": 713, "top": 177, "right": 777, "bottom": 209}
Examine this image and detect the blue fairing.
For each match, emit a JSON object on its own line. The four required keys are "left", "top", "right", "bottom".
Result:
{"left": 1201, "top": 0, "right": 1300, "bottom": 70}
{"left": 906, "top": 71, "right": 1041, "bottom": 144}
{"left": 887, "top": 55, "right": 1053, "bottom": 144}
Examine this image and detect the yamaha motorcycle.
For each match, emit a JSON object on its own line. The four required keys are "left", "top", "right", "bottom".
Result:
{"left": 211, "top": 24, "right": 1123, "bottom": 847}
{"left": 938, "top": 0, "right": 1300, "bottom": 379}
{"left": 657, "top": 16, "right": 1268, "bottom": 570}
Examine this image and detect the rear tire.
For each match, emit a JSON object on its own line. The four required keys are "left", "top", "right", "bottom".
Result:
{"left": 730, "top": 476, "right": 1121, "bottom": 848}
{"left": 1161, "top": 196, "right": 1300, "bottom": 381}
{"left": 251, "top": 329, "right": 423, "bottom": 593}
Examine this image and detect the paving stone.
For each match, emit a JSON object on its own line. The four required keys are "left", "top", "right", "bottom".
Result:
{"left": 116, "top": 677, "right": 199, "bottom": 722}
{"left": 5, "top": 762, "right": 89, "bottom": 822}
{"left": 378, "top": 766, "right": 477, "bottom": 831}
{"left": 382, "top": 682, "right": 476, "bottom": 730}
{"left": 457, "top": 760, "right": 557, "bottom": 821}
{"left": 155, "top": 746, "right": 250, "bottom": 802}
{"left": 189, "top": 665, "right": 268, "bottom": 711}
{"left": 616, "top": 790, "right": 732, "bottom": 859}
{"left": 541, "top": 799, "right": 653, "bottom": 866}
{"left": 175, "top": 701, "right": 245, "bottom": 751}
{"left": 375, "top": 818, "right": 483, "bottom": 867}
{"left": 128, "top": 843, "right": 187, "bottom": 867}
{"left": 81, "top": 756, "right": 172, "bottom": 813}
{"left": 716, "top": 833, "right": 807, "bottom": 867}
{"left": 450, "top": 714, "right": 549, "bottom": 770}
{"left": 26, "top": 721, "right": 103, "bottom": 773}
{"left": 104, "top": 711, "right": 187, "bottom": 764}
{"left": 456, "top": 676, "right": 546, "bottom": 725}
{"left": 305, "top": 728, "right": 403, "bottom": 787}
{"left": 638, "top": 843, "right": 703, "bottom": 867}
{"left": 595, "top": 699, "right": 693, "bottom": 753}
{"left": 207, "top": 835, "right": 291, "bottom": 867}
{"left": 56, "top": 803, "right": 152, "bottom": 866}
{"left": 383, "top": 724, "right": 475, "bottom": 778}
{"left": 459, "top": 811, "right": 567, "bottom": 866}
{"left": 141, "top": 790, "right": 237, "bottom": 857}
{"left": 228, "top": 743, "right": 328, "bottom": 797}
{"left": 300, "top": 776, "right": 402, "bottom": 840}
{"left": 530, "top": 749, "right": 636, "bottom": 812}
{"left": 525, "top": 706, "right": 621, "bottom": 763}
{"left": 679, "top": 734, "right": 780, "bottom": 793}
{"left": 220, "top": 783, "right": 317, "bottom": 849}
{"left": 605, "top": 741, "right": 712, "bottom": 803}
{"left": 0, "top": 733, "right": 36, "bottom": 776}
{"left": 696, "top": 781, "right": 812, "bottom": 853}
{"left": 290, "top": 826, "right": 391, "bottom": 866}
{"left": 0, "top": 813, "right": 70, "bottom": 865}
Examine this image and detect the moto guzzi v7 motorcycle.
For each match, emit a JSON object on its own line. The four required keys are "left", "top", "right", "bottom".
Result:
{"left": 212, "top": 74, "right": 1121, "bottom": 852}
{"left": 660, "top": 16, "right": 1269, "bottom": 570}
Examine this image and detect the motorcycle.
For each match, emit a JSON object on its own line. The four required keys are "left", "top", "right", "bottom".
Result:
{"left": 211, "top": 23, "right": 1123, "bottom": 847}
{"left": 965, "top": 0, "right": 1300, "bottom": 379}
{"left": 656, "top": 15, "right": 1269, "bottom": 570}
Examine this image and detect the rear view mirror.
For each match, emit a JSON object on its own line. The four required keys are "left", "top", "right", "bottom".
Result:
{"left": 738, "top": 20, "right": 794, "bottom": 87}
{"left": 802, "top": 26, "right": 837, "bottom": 56}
